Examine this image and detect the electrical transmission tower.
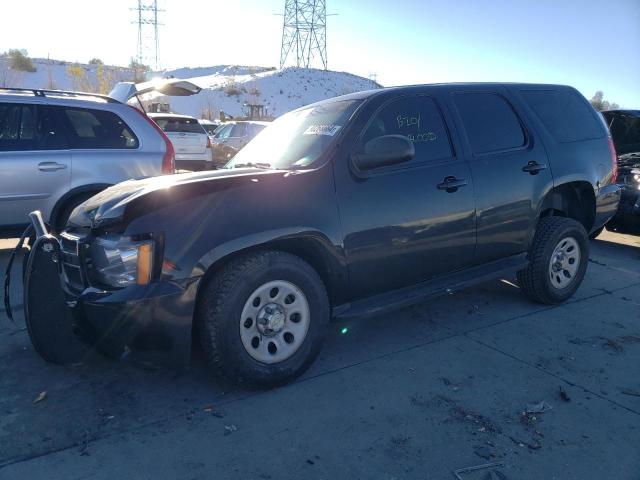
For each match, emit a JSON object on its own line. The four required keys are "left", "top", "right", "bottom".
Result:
{"left": 131, "top": 0, "right": 164, "bottom": 70}
{"left": 279, "top": 0, "right": 328, "bottom": 70}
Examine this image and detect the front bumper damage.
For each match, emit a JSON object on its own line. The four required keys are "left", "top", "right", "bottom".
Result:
{"left": 15, "top": 211, "right": 198, "bottom": 369}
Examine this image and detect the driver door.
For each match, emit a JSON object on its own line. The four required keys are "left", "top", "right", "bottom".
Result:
{"left": 334, "top": 93, "right": 477, "bottom": 299}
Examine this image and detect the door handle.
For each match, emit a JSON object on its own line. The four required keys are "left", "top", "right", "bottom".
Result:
{"left": 38, "top": 162, "right": 67, "bottom": 172}
{"left": 437, "top": 176, "right": 468, "bottom": 192}
{"left": 522, "top": 161, "right": 547, "bottom": 175}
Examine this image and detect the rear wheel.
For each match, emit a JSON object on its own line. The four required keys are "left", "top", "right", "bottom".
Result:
{"left": 517, "top": 217, "right": 589, "bottom": 304}
{"left": 197, "top": 251, "right": 329, "bottom": 386}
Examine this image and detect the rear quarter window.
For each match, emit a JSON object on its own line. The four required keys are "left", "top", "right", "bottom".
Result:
{"left": 63, "top": 107, "right": 139, "bottom": 149}
{"left": 454, "top": 93, "right": 526, "bottom": 154}
{"left": 520, "top": 89, "right": 605, "bottom": 143}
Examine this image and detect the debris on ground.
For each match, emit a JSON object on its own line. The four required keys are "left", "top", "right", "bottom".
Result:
{"left": 600, "top": 337, "right": 624, "bottom": 354}
{"left": 621, "top": 389, "right": 640, "bottom": 398}
{"left": 559, "top": 386, "right": 571, "bottom": 402}
{"left": 525, "top": 401, "right": 553, "bottom": 414}
{"left": 33, "top": 391, "right": 47, "bottom": 404}
{"left": 453, "top": 462, "right": 505, "bottom": 480}
{"left": 224, "top": 424, "right": 237, "bottom": 435}
{"left": 509, "top": 435, "right": 542, "bottom": 450}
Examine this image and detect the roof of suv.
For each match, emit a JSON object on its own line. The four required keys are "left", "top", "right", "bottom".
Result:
{"left": 0, "top": 87, "right": 120, "bottom": 108}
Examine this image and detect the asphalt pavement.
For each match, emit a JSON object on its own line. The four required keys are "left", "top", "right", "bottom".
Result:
{"left": 0, "top": 231, "right": 639, "bottom": 480}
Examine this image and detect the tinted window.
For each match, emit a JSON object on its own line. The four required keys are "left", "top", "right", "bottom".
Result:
{"left": 361, "top": 96, "right": 452, "bottom": 165}
{"left": 521, "top": 89, "right": 605, "bottom": 143}
{"left": 62, "top": 108, "right": 138, "bottom": 149}
{"left": 455, "top": 93, "right": 525, "bottom": 154}
{"left": 0, "top": 103, "right": 68, "bottom": 151}
{"left": 153, "top": 116, "right": 206, "bottom": 134}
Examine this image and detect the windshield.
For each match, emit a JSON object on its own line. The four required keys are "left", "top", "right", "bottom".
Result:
{"left": 225, "top": 99, "right": 361, "bottom": 169}
{"left": 604, "top": 110, "right": 640, "bottom": 155}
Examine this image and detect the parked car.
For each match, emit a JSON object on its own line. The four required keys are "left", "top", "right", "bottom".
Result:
{"left": 148, "top": 113, "right": 213, "bottom": 171}
{"left": 211, "top": 120, "right": 268, "bottom": 167}
{"left": 0, "top": 87, "right": 175, "bottom": 237}
{"left": 19, "top": 83, "right": 620, "bottom": 387}
{"left": 601, "top": 109, "right": 640, "bottom": 234}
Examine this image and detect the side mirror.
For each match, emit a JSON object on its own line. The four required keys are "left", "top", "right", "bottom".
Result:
{"left": 352, "top": 135, "right": 415, "bottom": 171}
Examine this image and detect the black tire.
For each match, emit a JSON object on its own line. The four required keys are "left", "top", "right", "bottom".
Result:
{"left": 517, "top": 217, "right": 589, "bottom": 305}
{"left": 53, "top": 192, "right": 97, "bottom": 233}
{"left": 197, "top": 251, "right": 329, "bottom": 386}
{"left": 589, "top": 226, "right": 604, "bottom": 240}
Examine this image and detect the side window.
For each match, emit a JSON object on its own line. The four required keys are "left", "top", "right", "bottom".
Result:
{"left": 0, "top": 103, "right": 37, "bottom": 151}
{"left": 0, "top": 103, "right": 68, "bottom": 151}
{"left": 454, "top": 93, "right": 525, "bottom": 154}
{"left": 361, "top": 96, "right": 453, "bottom": 165}
{"left": 62, "top": 108, "right": 139, "bottom": 149}
{"left": 520, "top": 89, "right": 605, "bottom": 143}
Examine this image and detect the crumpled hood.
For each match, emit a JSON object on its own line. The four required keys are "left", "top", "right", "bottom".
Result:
{"left": 69, "top": 168, "right": 281, "bottom": 228}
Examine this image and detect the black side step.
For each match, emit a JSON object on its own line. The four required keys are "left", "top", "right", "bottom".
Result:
{"left": 332, "top": 253, "right": 528, "bottom": 320}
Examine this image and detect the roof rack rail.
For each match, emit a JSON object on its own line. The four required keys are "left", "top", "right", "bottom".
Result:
{"left": 0, "top": 87, "right": 120, "bottom": 103}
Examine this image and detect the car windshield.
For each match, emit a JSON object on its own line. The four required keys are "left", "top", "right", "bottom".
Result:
{"left": 225, "top": 99, "right": 361, "bottom": 169}
{"left": 153, "top": 117, "right": 207, "bottom": 134}
{"left": 605, "top": 111, "right": 640, "bottom": 155}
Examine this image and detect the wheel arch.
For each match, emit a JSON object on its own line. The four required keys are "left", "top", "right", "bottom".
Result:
{"left": 537, "top": 181, "right": 596, "bottom": 234}
{"left": 49, "top": 183, "right": 112, "bottom": 226}
{"left": 192, "top": 230, "right": 347, "bottom": 314}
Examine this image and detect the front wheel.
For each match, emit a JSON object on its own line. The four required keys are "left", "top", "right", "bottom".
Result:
{"left": 517, "top": 217, "right": 589, "bottom": 304}
{"left": 197, "top": 251, "right": 329, "bottom": 386}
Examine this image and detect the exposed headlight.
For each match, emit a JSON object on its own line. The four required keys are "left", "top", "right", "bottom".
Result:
{"left": 89, "top": 235, "right": 154, "bottom": 287}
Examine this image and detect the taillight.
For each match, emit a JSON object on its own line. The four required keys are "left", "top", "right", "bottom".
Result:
{"left": 129, "top": 106, "right": 175, "bottom": 175}
{"left": 608, "top": 137, "right": 618, "bottom": 184}
{"left": 206, "top": 137, "right": 212, "bottom": 149}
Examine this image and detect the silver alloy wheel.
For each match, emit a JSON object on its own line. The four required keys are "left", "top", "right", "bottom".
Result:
{"left": 239, "top": 280, "right": 310, "bottom": 364}
{"left": 548, "top": 236, "right": 581, "bottom": 289}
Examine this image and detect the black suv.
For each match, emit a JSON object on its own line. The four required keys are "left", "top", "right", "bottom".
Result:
{"left": 21, "top": 83, "right": 620, "bottom": 386}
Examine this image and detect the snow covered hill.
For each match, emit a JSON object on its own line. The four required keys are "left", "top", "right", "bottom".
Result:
{"left": 0, "top": 58, "right": 381, "bottom": 119}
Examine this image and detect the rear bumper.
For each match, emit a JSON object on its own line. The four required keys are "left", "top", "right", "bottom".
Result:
{"left": 593, "top": 184, "right": 621, "bottom": 232}
{"left": 67, "top": 279, "right": 199, "bottom": 368}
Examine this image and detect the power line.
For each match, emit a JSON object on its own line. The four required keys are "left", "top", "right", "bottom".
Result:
{"left": 279, "top": 0, "right": 329, "bottom": 70}
{"left": 131, "top": 0, "right": 164, "bottom": 70}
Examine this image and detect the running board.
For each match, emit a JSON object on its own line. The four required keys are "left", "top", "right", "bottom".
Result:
{"left": 332, "top": 253, "right": 528, "bottom": 320}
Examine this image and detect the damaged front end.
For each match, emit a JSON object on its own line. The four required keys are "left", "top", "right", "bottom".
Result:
{"left": 5, "top": 210, "right": 197, "bottom": 369}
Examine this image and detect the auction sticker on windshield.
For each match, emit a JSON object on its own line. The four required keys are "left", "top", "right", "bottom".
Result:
{"left": 303, "top": 125, "right": 342, "bottom": 136}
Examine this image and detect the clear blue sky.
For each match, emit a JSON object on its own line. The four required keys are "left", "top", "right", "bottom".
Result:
{"left": 1, "top": 0, "right": 638, "bottom": 106}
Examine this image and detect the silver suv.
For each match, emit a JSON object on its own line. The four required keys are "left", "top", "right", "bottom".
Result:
{"left": 0, "top": 88, "right": 176, "bottom": 237}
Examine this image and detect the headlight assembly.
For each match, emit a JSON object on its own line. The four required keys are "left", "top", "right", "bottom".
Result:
{"left": 89, "top": 235, "right": 155, "bottom": 287}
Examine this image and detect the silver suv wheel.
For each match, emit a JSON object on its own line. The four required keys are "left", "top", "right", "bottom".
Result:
{"left": 239, "top": 280, "right": 310, "bottom": 364}
{"left": 548, "top": 236, "right": 581, "bottom": 289}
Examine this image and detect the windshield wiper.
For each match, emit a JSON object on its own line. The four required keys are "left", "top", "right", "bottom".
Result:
{"left": 232, "top": 162, "right": 272, "bottom": 169}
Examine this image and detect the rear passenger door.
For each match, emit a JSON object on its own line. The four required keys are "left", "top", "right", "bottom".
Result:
{"left": 335, "top": 94, "right": 477, "bottom": 299}
{"left": 0, "top": 103, "right": 71, "bottom": 227}
{"left": 450, "top": 88, "right": 553, "bottom": 263}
